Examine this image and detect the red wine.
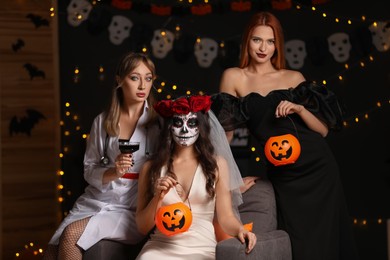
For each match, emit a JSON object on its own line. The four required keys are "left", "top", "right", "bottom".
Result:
{"left": 119, "top": 140, "right": 139, "bottom": 154}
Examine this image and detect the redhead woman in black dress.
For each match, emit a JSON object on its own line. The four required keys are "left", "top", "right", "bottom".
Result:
{"left": 212, "top": 11, "right": 359, "bottom": 260}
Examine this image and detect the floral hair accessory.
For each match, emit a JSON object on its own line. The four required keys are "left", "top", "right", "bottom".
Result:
{"left": 154, "top": 95, "right": 212, "bottom": 117}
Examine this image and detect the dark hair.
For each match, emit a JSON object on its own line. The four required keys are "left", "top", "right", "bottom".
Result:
{"left": 240, "top": 11, "right": 286, "bottom": 69}
{"left": 145, "top": 111, "right": 217, "bottom": 200}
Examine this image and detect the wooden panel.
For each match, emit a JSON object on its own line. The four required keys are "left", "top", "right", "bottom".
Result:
{"left": 0, "top": 0, "right": 60, "bottom": 259}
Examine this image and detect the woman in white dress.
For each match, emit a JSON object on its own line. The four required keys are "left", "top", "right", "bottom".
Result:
{"left": 42, "top": 52, "right": 160, "bottom": 259}
{"left": 135, "top": 95, "right": 257, "bottom": 260}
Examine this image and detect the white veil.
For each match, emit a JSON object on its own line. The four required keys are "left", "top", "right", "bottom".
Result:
{"left": 209, "top": 110, "right": 244, "bottom": 215}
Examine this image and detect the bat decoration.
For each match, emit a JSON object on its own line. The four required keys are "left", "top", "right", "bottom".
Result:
{"left": 9, "top": 109, "right": 46, "bottom": 137}
{"left": 12, "top": 38, "right": 25, "bottom": 52}
{"left": 26, "top": 13, "right": 50, "bottom": 28}
{"left": 23, "top": 63, "right": 45, "bottom": 80}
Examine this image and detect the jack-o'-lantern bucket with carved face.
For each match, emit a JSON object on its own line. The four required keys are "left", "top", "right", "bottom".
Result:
{"left": 155, "top": 202, "right": 192, "bottom": 236}
{"left": 264, "top": 134, "right": 301, "bottom": 166}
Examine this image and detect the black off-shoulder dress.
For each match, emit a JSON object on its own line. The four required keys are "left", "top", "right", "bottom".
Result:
{"left": 212, "top": 81, "right": 359, "bottom": 260}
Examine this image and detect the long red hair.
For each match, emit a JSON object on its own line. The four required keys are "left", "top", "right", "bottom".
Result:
{"left": 239, "top": 12, "right": 286, "bottom": 70}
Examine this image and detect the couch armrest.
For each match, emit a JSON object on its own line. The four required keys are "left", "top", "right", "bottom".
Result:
{"left": 216, "top": 230, "right": 292, "bottom": 260}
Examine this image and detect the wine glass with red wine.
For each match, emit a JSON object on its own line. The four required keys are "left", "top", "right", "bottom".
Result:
{"left": 118, "top": 140, "right": 140, "bottom": 172}
{"left": 118, "top": 139, "right": 140, "bottom": 154}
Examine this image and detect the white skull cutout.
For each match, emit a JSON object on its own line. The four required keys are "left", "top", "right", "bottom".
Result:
{"left": 327, "top": 32, "right": 351, "bottom": 63}
{"left": 108, "top": 15, "right": 133, "bottom": 45}
{"left": 285, "top": 39, "right": 307, "bottom": 69}
{"left": 67, "top": 0, "right": 92, "bottom": 27}
{"left": 194, "top": 38, "right": 218, "bottom": 68}
{"left": 369, "top": 21, "right": 390, "bottom": 52}
{"left": 151, "top": 29, "right": 174, "bottom": 59}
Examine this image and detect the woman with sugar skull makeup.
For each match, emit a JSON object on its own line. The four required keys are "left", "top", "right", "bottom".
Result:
{"left": 42, "top": 52, "right": 161, "bottom": 260}
{"left": 212, "top": 11, "right": 359, "bottom": 260}
{"left": 135, "top": 95, "right": 256, "bottom": 259}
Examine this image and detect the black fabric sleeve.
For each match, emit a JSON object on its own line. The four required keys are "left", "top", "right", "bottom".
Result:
{"left": 211, "top": 93, "right": 248, "bottom": 131}
{"left": 290, "top": 81, "right": 346, "bottom": 131}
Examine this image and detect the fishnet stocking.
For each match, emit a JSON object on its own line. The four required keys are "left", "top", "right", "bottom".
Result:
{"left": 57, "top": 217, "right": 91, "bottom": 260}
{"left": 42, "top": 244, "right": 58, "bottom": 260}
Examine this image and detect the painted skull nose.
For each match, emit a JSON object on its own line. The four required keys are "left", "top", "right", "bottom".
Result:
{"left": 181, "top": 125, "right": 189, "bottom": 133}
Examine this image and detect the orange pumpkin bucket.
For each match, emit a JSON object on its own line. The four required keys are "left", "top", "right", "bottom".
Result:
{"left": 155, "top": 202, "right": 193, "bottom": 236}
{"left": 264, "top": 134, "right": 301, "bottom": 166}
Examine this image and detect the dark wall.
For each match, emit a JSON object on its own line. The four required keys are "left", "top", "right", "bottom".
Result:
{"left": 58, "top": 1, "right": 390, "bottom": 259}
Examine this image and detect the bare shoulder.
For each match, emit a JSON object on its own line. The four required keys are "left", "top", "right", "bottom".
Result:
{"left": 222, "top": 67, "right": 242, "bottom": 76}
{"left": 219, "top": 67, "right": 243, "bottom": 95}
{"left": 280, "top": 69, "right": 305, "bottom": 88}
{"left": 215, "top": 155, "right": 228, "bottom": 167}
{"left": 215, "top": 155, "right": 229, "bottom": 179}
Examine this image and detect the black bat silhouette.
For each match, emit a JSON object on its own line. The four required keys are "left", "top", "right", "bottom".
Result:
{"left": 9, "top": 109, "right": 46, "bottom": 136}
{"left": 23, "top": 63, "right": 45, "bottom": 80}
{"left": 12, "top": 38, "right": 25, "bottom": 52}
{"left": 26, "top": 13, "right": 50, "bottom": 28}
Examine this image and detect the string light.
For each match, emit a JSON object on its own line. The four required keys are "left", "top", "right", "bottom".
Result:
{"left": 73, "top": 66, "right": 80, "bottom": 83}
{"left": 50, "top": 6, "right": 55, "bottom": 17}
{"left": 98, "top": 65, "right": 105, "bottom": 81}
{"left": 351, "top": 217, "right": 386, "bottom": 227}
{"left": 292, "top": 1, "right": 382, "bottom": 25}
{"left": 14, "top": 242, "right": 44, "bottom": 258}
{"left": 55, "top": 0, "right": 390, "bottom": 237}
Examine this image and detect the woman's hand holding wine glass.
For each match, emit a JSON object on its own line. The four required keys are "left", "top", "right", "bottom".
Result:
{"left": 115, "top": 140, "right": 140, "bottom": 177}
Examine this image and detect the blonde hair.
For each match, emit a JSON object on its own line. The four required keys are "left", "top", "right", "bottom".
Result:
{"left": 104, "top": 52, "right": 157, "bottom": 136}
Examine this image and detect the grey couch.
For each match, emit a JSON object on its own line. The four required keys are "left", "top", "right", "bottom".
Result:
{"left": 83, "top": 180, "right": 292, "bottom": 260}
{"left": 216, "top": 179, "right": 292, "bottom": 260}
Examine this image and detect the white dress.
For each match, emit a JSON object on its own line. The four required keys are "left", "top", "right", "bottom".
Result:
{"left": 48, "top": 102, "right": 160, "bottom": 250}
{"left": 136, "top": 165, "right": 217, "bottom": 260}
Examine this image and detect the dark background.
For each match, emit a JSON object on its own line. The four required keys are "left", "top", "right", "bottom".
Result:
{"left": 58, "top": 0, "right": 390, "bottom": 259}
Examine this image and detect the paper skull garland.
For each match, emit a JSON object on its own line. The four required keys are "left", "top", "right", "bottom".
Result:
{"left": 368, "top": 21, "right": 390, "bottom": 52}
{"left": 155, "top": 202, "right": 192, "bottom": 236}
{"left": 285, "top": 39, "right": 307, "bottom": 69}
{"left": 264, "top": 134, "right": 301, "bottom": 166}
{"left": 108, "top": 15, "right": 133, "bottom": 45}
{"left": 194, "top": 37, "right": 218, "bottom": 68}
{"left": 327, "top": 32, "right": 351, "bottom": 63}
{"left": 67, "top": 0, "right": 93, "bottom": 27}
{"left": 151, "top": 29, "right": 174, "bottom": 59}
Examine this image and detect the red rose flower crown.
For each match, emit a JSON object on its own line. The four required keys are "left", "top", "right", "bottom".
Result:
{"left": 153, "top": 95, "right": 212, "bottom": 117}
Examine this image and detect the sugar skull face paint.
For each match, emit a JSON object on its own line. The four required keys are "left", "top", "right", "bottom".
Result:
{"left": 171, "top": 112, "right": 199, "bottom": 146}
